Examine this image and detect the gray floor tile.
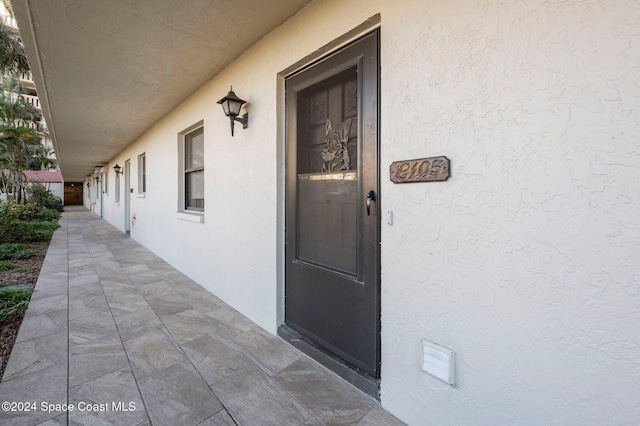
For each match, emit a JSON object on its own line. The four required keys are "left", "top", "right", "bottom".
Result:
{"left": 69, "top": 332, "right": 129, "bottom": 387}
{"left": 99, "top": 279, "right": 139, "bottom": 298}
{"left": 232, "top": 326, "right": 301, "bottom": 375}
{"left": 0, "top": 362, "right": 67, "bottom": 426}
{"left": 46, "top": 308, "right": 69, "bottom": 329}
{"left": 123, "top": 264, "right": 153, "bottom": 275}
{"left": 69, "top": 264, "right": 98, "bottom": 275}
{"left": 104, "top": 292, "right": 149, "bottom": 316}
{"left": 0, "top": 208, "right": 403, "bottom": 426}
{"left": 36, "top": 413, "right": 68, "bottom": 425}
{"left": 69, "top": 311, "right": 118, "bottom": 345}
{"left": 211, "top": 363, "right": 311, "bottom": 426}
{"left": 34, "top": 271, "right": 68, "bottom": 285}
{"left": 136, "top": 279, "right": 173, "bottom": 298}
{"left": 112, "top": 307, "right": 164, "bottom": 342}
{"left": 24, "top": 294, "right": 68, "bottom": 317}
{"left": 15, "top": 311, "right": 65, "bottom": 343}
{"left": 31, "top": 280, "right": 68, "bottom": 299}
{"left": 69, "top": 294, "right": 111, "bottom": 320}
{"left": 3, "top": 330, "right": 67, "bottom": 380}
{"left": 68, "top": 280, "right": 103, "bottom": 298}
{"left": 94, "top": 264, "right": 127, "bottom": 280}
{"left": 161, "top": 309, "right": 223, "bottom": 344}
{"left": 161, "top": 270, "right": 193, "bottom": 284}
{"left": 274, "top": 357, "right": 374, "bottom": 424}
{"left": 197, "top": 409, "right": 237, "bottom": 426}
{"left": 68, "top": 272, "right": 100, "bottom": 288}
{"left": 130, "top": 272, "right": 164, "bottom": 287}
{"left": 182, "top": 334, "right": 257, "bottom": 385}
{"left": 357, "top": 405, "right": 407, "bottom": 425}
{"left": 123, "top": 327, "right": 188, "bottom": 379}
{"left": 69, "top": 369, "right": 147, "bottom": 425}
{"left": 138, "top": 362, "right": 222, "bottom": 426}
{"left": 175, "top": 287, "right": 227, "bottom": 315}
{"left": 205, "top": 305, "right": 255, "bottom": 333}
{"left": 147, "top": 293, "right": 193, "bottom": 316}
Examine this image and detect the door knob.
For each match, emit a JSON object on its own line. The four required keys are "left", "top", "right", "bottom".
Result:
{"left": 366, "top": 190, "right": 376, "bottom": 216}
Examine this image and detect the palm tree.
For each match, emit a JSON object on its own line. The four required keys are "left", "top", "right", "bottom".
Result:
{"left": 0, "top": 74, "right": 42, "bottom": 202}
{"left": 0, "top": 125, "right": 41, "bottom": 202}
{"left": 29, "top": 145, "right": 57, "bottom": 170}
{"left": 0, "top": 6, "right": 48, "bottom": 203}
{"left": 0, "top": 20, "right": 28, "bottom": 75}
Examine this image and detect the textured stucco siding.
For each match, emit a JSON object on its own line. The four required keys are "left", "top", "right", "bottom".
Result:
{"left": 95, "top": 0, "right": 640, "bottom": 424}
{"left": 379, "top": 1, "right": 640, "bottom": 424}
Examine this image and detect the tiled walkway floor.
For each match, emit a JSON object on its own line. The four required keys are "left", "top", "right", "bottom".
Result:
{"left": 0, "top": 207, "right": 404, "bottom": 425}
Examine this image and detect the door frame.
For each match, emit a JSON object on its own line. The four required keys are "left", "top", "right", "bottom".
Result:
{"left": 124, "top": 159, "right": 131, "bottom": 234}
{"left": 278, "top": 25, "right": 381, "bottom": 396}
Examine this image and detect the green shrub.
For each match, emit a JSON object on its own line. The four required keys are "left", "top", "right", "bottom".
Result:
{"left": 46, "top": 203, "right": 64, "bottom": 213}
{"left": 0, "top": 200, "right": 61, "bottom": 243}
{"left": 27, "top": 183, "right": 63, "bottom": 209}
{"left": 9, "top": 220, "right": 59, "bottom": 242}
{"left": 0, "top": 243, "right": 32, "bottom": 260}
{"left": 28, "top": 205, "right": 61, "bottom": 221}
{"left": 0, "top": 287, "right": 32, "bottom": 321}
{"left": 0, "top": 200, "right": 60, "bottom": 222}
{"left": 0, "top": 261, "right": 15, "bottom": 271}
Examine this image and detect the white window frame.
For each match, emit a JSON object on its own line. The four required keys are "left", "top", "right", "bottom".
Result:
{"left": 177, "top": 121, "right": 204, "bottom": 222}
{"left": 115, "top": 169, "right": 120, "bottom": 204}
{"left": 138, "top": 153, "right": 146, "bottom": 196}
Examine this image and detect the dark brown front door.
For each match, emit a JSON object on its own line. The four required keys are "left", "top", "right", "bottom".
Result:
{"left": 64, "top": 182, "right": 84, "bottom": 205}
{"left": 285, "top": 31, "right": 380, "bottom": 376}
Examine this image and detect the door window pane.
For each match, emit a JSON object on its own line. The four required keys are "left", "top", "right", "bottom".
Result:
{"left": 297, "top": 173, "right": 356, "bottom": 275}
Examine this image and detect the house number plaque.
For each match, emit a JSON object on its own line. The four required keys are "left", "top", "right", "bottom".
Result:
{"left": 390, "top": 156, "right": 450, "bottom": 183}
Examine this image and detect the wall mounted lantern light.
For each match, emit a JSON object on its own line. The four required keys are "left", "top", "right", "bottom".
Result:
{"left": 217, "top": 86, "right": 248, "bottom": 136}
{"left": 95, "top": 176, "right": 100, "bottom": 183}
{"left": 113, "top": 164, "right": 123, "bottom": 175}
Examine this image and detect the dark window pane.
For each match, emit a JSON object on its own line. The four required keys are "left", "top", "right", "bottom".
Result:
{"left": 297, "top": 172, "right": 356, "bottom": 275}
{"left": 186, "top": 130, "right": 204, "bottom": 169}
{"left": 186, "top": 170, "right": 204, "bottom": 211}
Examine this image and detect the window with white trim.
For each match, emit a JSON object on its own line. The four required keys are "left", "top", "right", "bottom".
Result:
{"left": 138, "top": 153, "right": 146, "bottom": 194}
{"left": 115, "top": 170, "right": 120, "bottom": 204}
{"left": 180, "top": 125, "right": 204, "bottom": 212}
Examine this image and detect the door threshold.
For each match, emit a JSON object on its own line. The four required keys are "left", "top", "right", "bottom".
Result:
{"left": 278, "top": 325, "right": 380, "bottom": 400}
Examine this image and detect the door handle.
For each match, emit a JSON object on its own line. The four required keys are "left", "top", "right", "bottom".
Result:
{"left": 366, "top": 190, "right": 376, "bottom": 216}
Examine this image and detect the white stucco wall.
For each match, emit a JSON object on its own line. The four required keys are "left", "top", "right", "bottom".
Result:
{"left": 97, "top": 0, "right": 640, "bottom": 424}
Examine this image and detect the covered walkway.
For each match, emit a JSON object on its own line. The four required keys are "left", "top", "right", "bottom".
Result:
{"left": 0, "top": 207, "right": 403, "bottom": 425}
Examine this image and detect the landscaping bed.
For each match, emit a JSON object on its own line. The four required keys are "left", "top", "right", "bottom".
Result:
{"left": 0, "top": 241, "right": 48, "bottom": 380}
{"left": 0, "top": 192, "right": 61, "bottom": 382}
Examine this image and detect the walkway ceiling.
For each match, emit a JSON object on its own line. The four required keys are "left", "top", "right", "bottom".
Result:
{"left": 12, "top": 0, "right": 311, "bottom": 182}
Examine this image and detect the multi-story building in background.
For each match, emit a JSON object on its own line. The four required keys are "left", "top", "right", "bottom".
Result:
{"left": 0, "top": 3, "right": 62, "bottom": 201}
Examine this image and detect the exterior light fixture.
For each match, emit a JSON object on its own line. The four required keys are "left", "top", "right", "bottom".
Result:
{"left": 113, "top": 164, "right": 123, "bottom": 175}
{"left": 95, "top": 176, "right": 100, "bottom": 183}
{"left": 217, "top": 86, "right": 248, "bottom": 136}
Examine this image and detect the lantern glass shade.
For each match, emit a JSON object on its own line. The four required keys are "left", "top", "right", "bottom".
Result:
{"left": 217, "top": 87, "right": 246, "bottom": 118}
{"left": 113, "top": 164, "right": 122, "bottom": 174}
